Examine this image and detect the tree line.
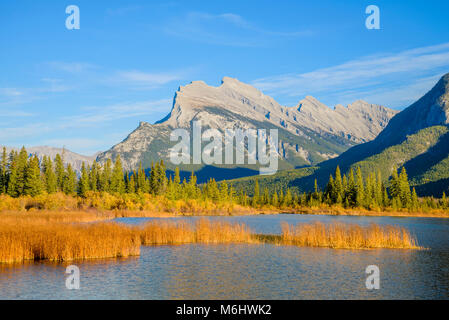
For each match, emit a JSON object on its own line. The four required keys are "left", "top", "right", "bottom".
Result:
{"left": 1, "top": 147, "right": 448, "bottom": 211}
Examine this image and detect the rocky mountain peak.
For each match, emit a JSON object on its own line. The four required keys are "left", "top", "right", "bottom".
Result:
{"left": 97, "top": 76, "right": 398, "bottom": 172}
{"left": 376, "top": 73, "right": 449, "bottom": 144}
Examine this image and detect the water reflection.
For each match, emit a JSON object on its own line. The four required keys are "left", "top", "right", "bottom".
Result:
{"left": 0, "top": 214, "right": 448, "bottom": 299}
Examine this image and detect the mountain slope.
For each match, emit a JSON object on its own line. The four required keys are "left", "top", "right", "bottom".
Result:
{"left": 97, "top": 77, "right": 396, "bottom": 180}
{"left": 237, "top": 73, "right": 449, "bottom": 197}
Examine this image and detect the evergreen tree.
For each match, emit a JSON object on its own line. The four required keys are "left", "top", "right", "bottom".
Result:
{"left": 63, "top": 164, "right": 77, "bottom": 195}
{"left": 219, "top": 181, "right": 229, "bottom": 202}
{"left": 355, "top": 167, "right": 365, "bottom": 207}
{"left": 43, "top": 156, "right": 57, "bottom": 194}
{"left": 77, "top": 162, "right": 90, "bottom": 197}
{"left": 110, "top": 156, "right": 125, "bottom": 194}
{"left": 127, "top": 173, "right": 136, "bottom": 194}
{"left": 390, "top": 166, "right": 400, "bottom": 204}
{"left": 23, "top": 155, "right": 44, "bottom": 196}
{"left": 6, "top": 151, "right": 18, "bottom": 197}
{"left": 271, "top": 190, "right": 279, "bottom": 207}
{"left": 334, "top": 166, "right": 343, "bottom": 203}
{"left": 89, "top": 160, "right": 99, "bottom": 192}
{"left": 283, "top": 188, "right": 293, "bottom": 207}
{"left": 149, "top": 161, "right": 156, "bottom": 194}
{"left": 398, "top": 167, "right": 411, "bottom": 208}
{"left": 136, "top": 162, "right": 148, "bottom": 194}
{"left": 0, "top": 147, "right": 7, "bottom": 194}
{"left": 99, "top": 159, "right": 112, "bottom": 192}
{"left": 252, "top": 179, "right": 260, "bottom": 206}
{"left": 411, "top": 187, "right": 419, "bottom": 210}
{"left": 7, "top": 148, "right": 27, "bottom": 197}
{"left": 54, "top": 153, "right": 65, "bottom": 192}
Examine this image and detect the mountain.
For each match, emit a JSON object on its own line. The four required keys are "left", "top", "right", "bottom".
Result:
{"left": 235, "top": 73, "right": 449, "bottom": 197}
{"left": 1, "top": 146, "right": 97, "bottom": 172}
{"left": 97, "top": 77, "right": 397, "bottom": 180}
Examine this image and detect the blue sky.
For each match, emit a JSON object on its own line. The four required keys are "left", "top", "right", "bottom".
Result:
{"left": 1, "top": 0, "right": 449, "bottom": 155}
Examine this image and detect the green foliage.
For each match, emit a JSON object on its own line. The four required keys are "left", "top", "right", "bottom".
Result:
{"left": 2, "top": 147, "right": 447, "bottom": 213}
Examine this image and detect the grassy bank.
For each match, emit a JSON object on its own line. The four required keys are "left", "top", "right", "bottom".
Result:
{"left": 1, "top": 193, "right": 448, "bottom": 219}
{"left": 0, "top": 212, "right": 420, "bottom": 263}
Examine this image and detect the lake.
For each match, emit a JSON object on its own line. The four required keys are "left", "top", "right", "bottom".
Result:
{"left": 1, "top": 214, "right": 449, "bottom": 299}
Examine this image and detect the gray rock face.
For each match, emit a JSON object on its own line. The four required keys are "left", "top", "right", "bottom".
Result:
{"left": 97, "top": 77, "right": 398, "bottom": 171}
{"left": 376, "top": 73, "right": 449, "bottom": 145}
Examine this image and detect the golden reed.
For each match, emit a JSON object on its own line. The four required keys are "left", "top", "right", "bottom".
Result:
{"left": 0, "top": 212, "right": 420, "bottom": 263}
{"left": 280, "top": 222, "right": 419, "bottom": 249}
{"left": 139, "top": 219, "right": 253, "bottom": 245}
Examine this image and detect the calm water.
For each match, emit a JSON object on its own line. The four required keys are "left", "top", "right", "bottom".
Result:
{"left": 1, "top": 214, "right": 449, "bottom": 299}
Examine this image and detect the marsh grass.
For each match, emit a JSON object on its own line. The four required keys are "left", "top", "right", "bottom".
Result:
{"left": 0, "top": 212, "right": 420, "bottom": 263}
{"left": 280, "top": 222, "right": 420, "bottom": 249}
{"left": 139, "top": 219, "right": 253, "bottom": 245}
{"left": 0, "top": 221, "right": 141, "bottom": 263}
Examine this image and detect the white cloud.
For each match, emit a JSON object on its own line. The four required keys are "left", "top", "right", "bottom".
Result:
{"left": 252, "top": 42, "right": 449, "bottom": 108}
{"left": 69, "top": 99, "right": 172, "bottom": 124}
{"left": 163, "top": 12, "right": 312, "bottom": 47}
{"left": 0, "top": 88, "right": 24, "bottom": 97}
{"left": 46, "top": 62, "right": 96, "bottom": 74}
{"left": 113, "top": 71, "right": 183, "bottom": 88}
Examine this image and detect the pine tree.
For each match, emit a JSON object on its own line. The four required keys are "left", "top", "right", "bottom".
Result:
{"left": 110, "top": 156, "right": 125, "bottom": 194}
{"left": 89, "top": 160, "right": 99, "bottom": 192}
{"left": 23, "top": 155, "right": 43, "bottom": 196}
{"left": 0, "top": 147, "right": 7, "bottom": 194}
{"left": 325, "top": 174, "right": 335, "bottom": 203}
{"left": 219, "top": 181, "right": 229, "bottom": 202}
{"left": 283, "top": 188, "right": 292, "bottom": 207}
{"left": 7, "top": 151, "right": 19, "bottom": 197}
{"left": 346, "top": 168, "right": 357, "bottom": 207}
{"left": 78, "top": 162, "right": 90, "bottom": 197}
{"left": 63, "top": 164, "right": 77, "bottom": 195}
{"left": 271, "top": 190, "right": 279, "bottom": 207}
{"left": 173, "top": 167, "right": 181, "bottom": 199}
{"left": 43, "top": 156, "right": 57, "bottom": 194}
{"left": 158, "top": 160, "right": 168, "bottom": 195}
{"left": 398, "top": 167, "right": 411, "bottom": 208}
{"left": 355, "top": 167, "right": 365, "bottom": 207}
{"left": 252, "top": 179, "right": 260, "bottom": 206}
{"left": 206, "top": 178, "right": 219, "bottom": 201}
{"left": 411, "top": 187, "right": 419, "bottom": 210}
{"left": 149, "top": 161, "right": 156, "bottom": 194}
{"left": 441, "top": 192, "right": 448, "bottom": 209}
{"left": 8, "top": 147, "right": 27, "bottom": 197}
{"left": 54, "top": 153, "right": 65, "bottom": 192}
{"left": 390, "top": 166, "right": 400, "bottom": 204}
{"left": 334, "top": 166, "right": 343, "bottom": 203}
{"left": 127, "top": 173, "right": 136, "bottom": 194}
{"left": 135, "top": 163, "right": 147, "bottom": 193}
{"left": 99, "top": 159, "right": 112, "bottom": 192}
{"left": 228, "top": 184, "right": 235, "bottom": 203}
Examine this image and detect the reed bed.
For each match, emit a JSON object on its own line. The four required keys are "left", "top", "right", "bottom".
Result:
{"left": 0, "top": 221, "right": 141, "bottom": 263}
{"left": 280, "top": 222, "right": 419, "bottom": 249}
{"left": 139, "top": 219, "right": 253, "bottom": 245}
{"left": 0, "top": 212, "right": 420, "bottom": 263}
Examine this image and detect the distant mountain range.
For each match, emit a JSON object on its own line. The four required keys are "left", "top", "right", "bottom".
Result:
{"left": 0, "top": 146, "right": 97, "bottom": 172}
{"left": 231, "top": 73, "right": 449, "bottom": 197}
{"left": 96, "top": 77, "right": 397, "bottom": 180}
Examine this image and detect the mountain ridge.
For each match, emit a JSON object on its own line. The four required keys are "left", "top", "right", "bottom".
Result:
{"left": 231, "top": 72, "right": 449, "bottom": 197}
{"left": 97, "top": 77, "right": 397, "bottom": 175}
